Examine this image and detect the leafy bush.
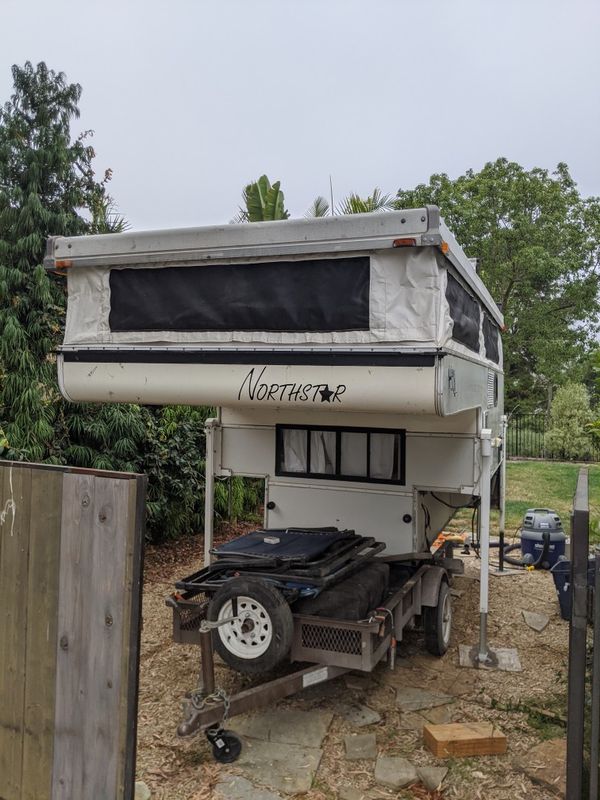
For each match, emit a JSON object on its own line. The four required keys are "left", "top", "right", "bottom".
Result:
{"left": 214, "top": 476, "right": 263, "bottom": 523}
{"left": 141, "top": 406, "right": 210, "bottom": 542}
{"left": 544, "top": 382, "right": 595, "bottom": 460}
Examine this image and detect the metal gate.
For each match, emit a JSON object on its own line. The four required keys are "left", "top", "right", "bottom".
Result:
{"left": 0, "top": 461, "right": 146, "bottom": 800}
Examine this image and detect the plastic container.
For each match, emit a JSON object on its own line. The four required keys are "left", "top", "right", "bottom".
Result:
{"left": 551, "top": 558, "right": 596, "bottom": 620}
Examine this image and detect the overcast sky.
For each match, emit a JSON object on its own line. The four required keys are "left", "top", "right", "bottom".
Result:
{"left": 2, "top": 0, "right": 599, "bottom": 231}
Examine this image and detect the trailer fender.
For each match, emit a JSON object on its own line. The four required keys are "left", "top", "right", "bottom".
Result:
{"left": 421, "top": 566, "right": 448, "bottom": 608}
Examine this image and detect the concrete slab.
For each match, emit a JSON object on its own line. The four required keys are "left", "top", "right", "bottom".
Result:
{"left": 396, "top": 686, "right": 453, "bottom": 712}
{"left": 233, "top": 709, "right": 333, "bottom": 747}
{"left": 215, "top": 774, "right": 284, "bottom": 800}
{"left": 458, "top": 644, "right": 522, "bottom": 672}
{"left": 344, "top": 732, "right": 377, "bottom": 760}
{"left": 374, "top": 755, "right": 418, "bottom": 789}
{"left": 521, "top": 610, "right": 550, "bottom": 632}
{"left": 235, "top": 737, "right": 322, "bottom": 795}
{"left": 514, "top": 738, "right": 566, "bottom": 797}
{"left": 335, "top": 703, "right": 382, "bottom": 727}
{"left": 417, "top": 766, "right": 448, "bottom": 792}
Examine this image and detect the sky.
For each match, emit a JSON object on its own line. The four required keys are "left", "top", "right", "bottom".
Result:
{"left": 2, "top": 0, "right": 600, "bottom": 231}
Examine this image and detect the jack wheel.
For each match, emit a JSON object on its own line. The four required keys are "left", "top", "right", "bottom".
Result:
{"left": 207, "top": 728, "right": 242, "bottom": 763}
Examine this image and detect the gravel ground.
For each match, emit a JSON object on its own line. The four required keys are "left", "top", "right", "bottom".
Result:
{"left": 135, "top": 530, "right": 567, "bottom": 799}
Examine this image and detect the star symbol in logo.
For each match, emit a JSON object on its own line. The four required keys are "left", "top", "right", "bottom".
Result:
{"left": 319, "top": 385, "right": 334, "bottom": 402}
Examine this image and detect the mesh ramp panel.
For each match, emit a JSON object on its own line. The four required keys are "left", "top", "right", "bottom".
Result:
{"left": 301, "top": 622, "right": 363, "bottom": 655}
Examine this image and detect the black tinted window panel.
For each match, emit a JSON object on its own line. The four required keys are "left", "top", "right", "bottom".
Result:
{"left": 109, "top": 257, "right": 370, "bottom": 332}
{"left": 482, "top": 314, "right": 500, "bottom": 363}
{"left": 445, "top": 273, "right": 481, "bottom": 352}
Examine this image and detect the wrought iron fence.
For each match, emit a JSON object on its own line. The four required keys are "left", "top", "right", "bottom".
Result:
{"left": 507, "top": 412, "right": 600, "bottom": 462}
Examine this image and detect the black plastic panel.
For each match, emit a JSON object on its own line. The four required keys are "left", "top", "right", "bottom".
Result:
{"left": 445, "top": 273, "right": 481, "bottom": 352}
{"left": 109, "top": 257, "right": 370, "bottom": 333}
{"left": 483, "top": 314, "right": 500, "bottom": 363}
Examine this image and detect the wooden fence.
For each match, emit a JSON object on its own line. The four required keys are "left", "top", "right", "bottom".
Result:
{"left": 0, "top": 461, "right": 146, "bottom": 800}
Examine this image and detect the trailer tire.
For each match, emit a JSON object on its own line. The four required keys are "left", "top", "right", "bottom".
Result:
{"left": 424, "top": 579, "right": 452, "bottom": 657}
{"left": 207, "top": 577, "right": 293, "bottom": 675}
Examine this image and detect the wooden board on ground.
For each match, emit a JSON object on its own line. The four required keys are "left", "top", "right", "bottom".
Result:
{"left": 423, "top": 722, "right": 507, "bottom": 757}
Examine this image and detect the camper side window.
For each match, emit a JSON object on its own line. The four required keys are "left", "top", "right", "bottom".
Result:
{"left": 276, "top": 425, "right": 405, "bottom": 485}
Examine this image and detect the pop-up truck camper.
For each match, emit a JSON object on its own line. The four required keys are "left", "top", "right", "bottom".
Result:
{"left": 46, "top": 206, "right": 505, "bottom": 761}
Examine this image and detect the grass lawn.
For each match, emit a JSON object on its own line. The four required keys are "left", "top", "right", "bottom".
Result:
{"left": 450, "top": 459, "right": 600, "bottom": 542}
{"left": 505, "top": 460, "right": 600, "bottom": 540}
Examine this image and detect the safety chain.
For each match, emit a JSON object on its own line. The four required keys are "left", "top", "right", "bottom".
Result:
{"left": 188, "top": 686, "right": 231, "bottom": 728}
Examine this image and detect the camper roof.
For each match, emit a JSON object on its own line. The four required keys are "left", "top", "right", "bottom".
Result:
{"left": 45, "top": 206, "right": 503, "bottom": 326}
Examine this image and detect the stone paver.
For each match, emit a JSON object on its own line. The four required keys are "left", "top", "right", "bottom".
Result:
{"left": 458, "top": 644, "right": 522, "bottom": 672}
{"left": 344, "top": 732, "right": 377, "bottom": 760}
{"left": 421, "top": 703, "right": 454, "bottom": 725}
{"left": 134, "top": 782, "right": 151, "bottom": 800}
{"left": 417, "top": 766, "right": 448, "bottom": 791}
{"left": 395, "top": 686, "right": 453, "bottom": 712}
{"left": 233, "top": 709, "right": 332, "bottom": 747}
{"left": 215, "top": 774, "right": 284, "bottom": 800}
{"left": 514, "top": 738, "right": 566, "bottom": 797}
{"left": 336, "top": 703, "right": 382, "bottom": 727}
{"left": 338, "top": 787, "right": 369, "bottom": 800}
{"left": 522, "top": 609, "right": 550, "bottom": 632}
{"left": 344, "top": 673, "right": 372, "bottom": 692}
{"left": 374, "top": 755, "right": 418, "bottom": 789}
{"left": 235, "top": 737, "right": 322, "bottom": 794}
{"left": 398, "top": 711, "right": 427, "bottom": 732}
{"left": 399, "top": 703, "right": 453, "bottom": 732}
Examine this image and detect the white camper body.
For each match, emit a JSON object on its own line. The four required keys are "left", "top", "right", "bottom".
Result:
{"left": 46, "top": 207, "right": 504, "bottom": 565}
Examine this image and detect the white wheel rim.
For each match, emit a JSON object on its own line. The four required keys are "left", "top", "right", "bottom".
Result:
{"left": 216, "top": 595, "right": 273, "bottom": 659}
{"left": 441, "top": 590, "right": 452, "bottom": 645}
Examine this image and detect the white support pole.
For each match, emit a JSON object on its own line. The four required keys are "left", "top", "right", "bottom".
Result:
{"left": 203, "top": 418, "right": 218, "bottom": 567}
{"left": 498, "top": 414, "right": 508, "bottom": 572}
{"left": 478, "top": 428, "right": 493, "bottom": 663}
{"left": 498, "top": 414, "right": 507, "bottom": 540}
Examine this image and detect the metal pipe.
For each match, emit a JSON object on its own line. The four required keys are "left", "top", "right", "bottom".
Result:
{"left": 478, "top": 429, "right": 492, "bottom": 663}
{"left": 566, "top": 468, "right": 589, "bottom": 800}
{"left": 589, "top": 543, "right": 600, "bottom": 799}
{"left": 200, "top": 628, "right": 216, "bottom": 695}
{"left": 498, "top": 415, "right": 507, "bottom": 572}
{"left": 203, "top": 417, "right": 218, "bottom": 567}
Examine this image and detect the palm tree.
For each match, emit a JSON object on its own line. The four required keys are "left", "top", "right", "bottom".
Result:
{"left": 336, "top": 187, "right": 395, "bottom": 215}
{"left": 304, "top": 196, "right": 330, "bottom": 218}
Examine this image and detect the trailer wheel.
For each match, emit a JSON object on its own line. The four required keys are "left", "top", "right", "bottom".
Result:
{"left": 424, "top": 579, "right": 452, "bottom": 656}
{"left": 207, "top": 576, "right": 293, "bottom": 675}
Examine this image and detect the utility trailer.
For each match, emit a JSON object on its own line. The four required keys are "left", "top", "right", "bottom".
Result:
{"left": 46, "top": 206, "right": 505, "bottom": 761}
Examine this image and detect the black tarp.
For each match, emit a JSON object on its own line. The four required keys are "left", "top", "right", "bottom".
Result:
{"left": 483, "top": 313, "right": 500, "bottom": 363}
{"left": 445, "top": 273, "right": 481, "bottom": 352}
{"left": 109, "top": 257, "right": 370, "bottom": 332}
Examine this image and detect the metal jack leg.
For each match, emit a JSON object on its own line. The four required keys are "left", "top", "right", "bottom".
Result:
{"left": 478, "top": 429, "right": 492, "bottom": 664}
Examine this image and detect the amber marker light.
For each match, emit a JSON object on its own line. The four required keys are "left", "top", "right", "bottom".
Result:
{"left": 54, "top": 259, "right": 73, "bottom": 268}
{"left": 392, "top": 238, "right": 416, "bottom": 247}
{"left": 440, "top": 241, "right": 449, "bottom": 253}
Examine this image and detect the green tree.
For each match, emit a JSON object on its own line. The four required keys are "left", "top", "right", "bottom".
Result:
{"left": 0, "top": 62, "right": 121, "bottom": 461}
{"left": 304, "top": 195, "right": 330, "bottom": 218}
{"left": 545, "top": 382, "right": 594, "bottom": 460}
{"left": 395, "top": 159, "right": 600, "bottom": 409}
{"left": 336, "top": 187, "right": 394, "bottom": 215}
{"left": 235, "top": 175, "right": 289, "bottom": 222}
